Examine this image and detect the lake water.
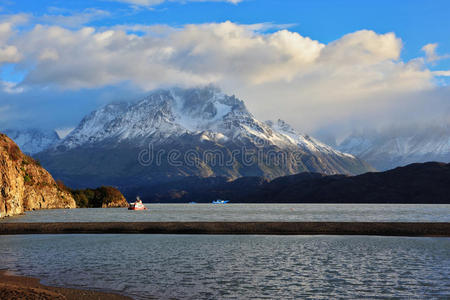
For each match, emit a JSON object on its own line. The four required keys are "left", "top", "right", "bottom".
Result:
{"left": 1, "top": 205, "right": 449, "bottom": 299}
{"left": 2, "top": 204, "right": 450, "bottom": 223}
{"left": 0, "top": 234, "right": 449, "bottom": 299}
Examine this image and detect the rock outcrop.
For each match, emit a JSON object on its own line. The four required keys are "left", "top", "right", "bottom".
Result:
{"left": 71, "top": 186, "right": 129, "bottom": 208}
{"left": 99, "top": 187, "right": 129, "bottom": 208}
{"left": 0, "top": 133, "right": 76, "bottom": 218}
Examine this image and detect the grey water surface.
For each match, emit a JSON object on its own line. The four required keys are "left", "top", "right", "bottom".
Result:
{"left": 2, "top": 204, "right": 450, "bottom": 223}
{"left": 0, "top": 235, "right": 449, "bottom": 299}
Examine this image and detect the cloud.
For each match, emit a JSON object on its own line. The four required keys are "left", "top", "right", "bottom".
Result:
{"left": 313, "top": 85, "right": 450, "bottom": 142}
{"left": 39, "top": 8, "right": 111, "bottom": 28}
{"left": 0, "top": 82, "right": 144, "bottom": 131}
{"left": 111, "top": 0, "right": 165, "bottom": 5}
{"left": 0, "top": 13, "right": 30, "bottom": 26}
{"left": 12, "top": 22, "right": 433, "bottom": 92}
{"left": 422, "top": 43, "right": 450, "bottom": 63}
{"left": 0, "top": 103, "right": 12, "bottom": 124}
{"left": 1, "top": 19, "right": 448, "bottom": 135}
{"left": 0, "top": 45, "right": 20, "bottom": 63}
{"left": 0, "top": 22, "right": 22, "bottom": 64}
{"left": 1, "top": 81, "right": 23, "bottom": 93}
{"left": 433, "top": 70, "right": 450, "bottom": 77}
{"left": 7, "top": 22, "right": 354, "bottom": 89}
{"left": 186, "top": 0, "right": 242, "bottom": 3}
{"left": 111, "top": 0, "right": 242, "bottom": 8}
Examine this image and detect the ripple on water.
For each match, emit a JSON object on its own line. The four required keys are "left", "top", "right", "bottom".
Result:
{"left": 0, "top": 235, "right": 449, "bottom": 299}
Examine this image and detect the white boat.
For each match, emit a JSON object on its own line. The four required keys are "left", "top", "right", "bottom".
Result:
{"left": 128, "top": 197, "right": 147, "bottom": 210}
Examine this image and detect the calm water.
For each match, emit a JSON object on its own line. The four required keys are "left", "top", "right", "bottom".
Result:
{"left": 2, "top": 204, "right": 450, "bottom": 223}
{"left": 0, "top": 235, "right": 449, "bottom": 299}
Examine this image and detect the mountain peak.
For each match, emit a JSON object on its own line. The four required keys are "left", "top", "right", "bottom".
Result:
{"left": 1, "top": 128, "right": 60, "bottom": 155}
{"left": 57, "top": 87, "right": 363, "bottom": 160}
{"left": 60, "top": 86, "right": 256, "bottom": 148}
{"left": 37, "top": 86, "right": 373, "bottom": 189}
{"left": 34, "top": 87, "right": 375, "bottom": 197}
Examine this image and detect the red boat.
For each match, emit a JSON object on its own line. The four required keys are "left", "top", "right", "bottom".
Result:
{"left": 128, "top": 197, "right": 147, "bottom": 210}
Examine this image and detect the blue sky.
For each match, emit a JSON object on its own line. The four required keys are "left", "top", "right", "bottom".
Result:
{"left": 0, "top": 0, "right": 449, "bottom": 135}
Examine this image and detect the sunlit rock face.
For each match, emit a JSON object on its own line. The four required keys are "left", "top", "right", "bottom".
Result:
{"left": 0, "top": 133, "right": 76, "bottom": 218}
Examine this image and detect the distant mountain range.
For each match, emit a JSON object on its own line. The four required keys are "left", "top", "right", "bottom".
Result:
{"left": 5, "top": 87, "right": 448, "bottom": 194}
{"left": 31, "top": 86, "right": 371, "bottom": 190}
{"left": 2, "top": 129, "right": 60, "bottom": 155}
{"left": 140, "top": 162, "right": 450, "bottom": 204}
{"left": 337, "top": 125, "right": 450, "bottom": 171}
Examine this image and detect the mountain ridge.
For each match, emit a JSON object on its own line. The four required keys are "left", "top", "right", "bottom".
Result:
{"left": 338, "top": 124, "right": 450, "bottom": 170}
{"left": 2, "top": 128, "right": 60, "bottom": 155}
{"left": 139, "top": 162, "right": 450, "bottom": 204}
{"left": 35, "top": 86, "right": 373, "bottom": 190}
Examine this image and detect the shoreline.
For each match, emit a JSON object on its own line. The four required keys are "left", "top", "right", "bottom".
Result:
{"left": 0, "top": 270, "right": 132, "bottom": 300}
{"left": 1, "top": 222, "right": 449, "bottom": 236}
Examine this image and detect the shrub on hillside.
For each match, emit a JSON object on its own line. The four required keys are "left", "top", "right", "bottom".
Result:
{"left": 7, "top": 143, "right": 21, "bottom": 161}
{"left": 56, "top": 179, "right": 70, "bottom": 192}
{"left": 71, "top": 186, "right": 126, "bottom": 208}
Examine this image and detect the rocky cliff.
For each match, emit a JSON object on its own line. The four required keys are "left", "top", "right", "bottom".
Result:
{"left": 0, "top": 133, "right": 76, "bottom": 218}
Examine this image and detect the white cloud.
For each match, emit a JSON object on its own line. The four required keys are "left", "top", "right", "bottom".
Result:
{"left": 0, "top": 45, "right": 20, "bottom": 63}
{"left": 433, "top": 70, "right": 450, "bottom": 77}
{"left": 1, "top": 19, "right": 448, "bottom": 133}
{"left": 112, "top": 0, "right": 164, "bottom": 5}
{"left": 38, "top": 48, "right": 59, "bottom": 61}
{"left": 0, "top": 13, "right": 30, "bottom": 27}
{"left": 11, "top": 22, "right": 323, "bottom": 89}
{"left": 422, "top": 43, "right": 450, "bottom": 63}
{"left": 319, "top": 30, "right": 401, "bottom": 64}
{"left": 1, "top": 81, "right": 24, "bottom": 94}
{"left": 0, "top": 22, "right": 22, "bottom": 64}
{"left": 112, "top": 0, "right": 242, "bottom": 7}
{"left": 39, "top": 8, "right": 110, "bottom": 28}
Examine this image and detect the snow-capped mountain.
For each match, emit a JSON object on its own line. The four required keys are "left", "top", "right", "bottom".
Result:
{"left": 58, "top": 87, "right": 360, "bottom": 158}
{"left": 266, "top": 119, "right": 355, "bottom": 158}
{"left": 38, "top": 87, "right": 372, "bottom": 189}
{"left": 59, "top": 87, "right": 249, "bottom": 149}
{"left": 338, "top": 125, "right": 450, "bottom": 170}
{"left": 2, "top": 128, "right": 60, "bottom": 155}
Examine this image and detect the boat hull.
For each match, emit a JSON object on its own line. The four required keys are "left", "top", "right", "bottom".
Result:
{"left": 128, "top": 206, "right": 147, "bottom": 210}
